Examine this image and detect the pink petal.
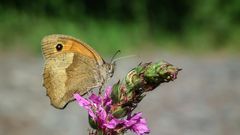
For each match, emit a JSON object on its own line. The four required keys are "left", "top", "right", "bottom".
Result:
{"left": 88, "top": 110, "right": 96, "bottom": 120}
{"left": 89, "top": 93, "right": 102, "bottom": 105}
{"left": 130, "top": 112, "right": 143, "bottom": 120}
{"left": 102, "top": 86, "right": 112, "bottom": 107}
{"left": 104, "top": 86, "right": 112, "bottom": 98}
{"left": 104, "top": 119, "right": 118, "bottom": 129}
{"left": 124, "top": 112, "right": 150, "bottom": 135}
{"left": 132, "top": 118, "right": 150, "bottom": 135}
{"left": 104, "top": 98, "right": 112, "bottom": 107}
{"left": 74, "top": 94, "right": 90, "bottom": 109}
{"left": 132, "top": 125, "right": 150, "bottom": 135}
{"left": 74, "top": 94, "right": 96, "bottom": 120}
{"left": 98, "top": 106, "right": 107, "bottom": 121}
{"left": 125, "top": 112, "right": 143, "bottom": 127}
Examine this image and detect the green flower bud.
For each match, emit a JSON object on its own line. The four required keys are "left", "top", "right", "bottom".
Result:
{"left": 112, "top": 106, "right": 128, "bottom": 118}
{"left": 111, "top": 81, "right": 121, "bottom": 104}
{"left": 88, "top": 115, "right": 98, "bottom": 129}
{"left": 110, "top": 61, "right": 181, "bottom": 117}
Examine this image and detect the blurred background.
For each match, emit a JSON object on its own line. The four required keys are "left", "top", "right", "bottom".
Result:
{"left": 0, "top": 0, "right": 240, "bottom": 135}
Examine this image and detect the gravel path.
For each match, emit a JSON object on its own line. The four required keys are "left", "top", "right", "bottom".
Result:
{"left": 0, "top": 53, "right": 240, "bottom": 135}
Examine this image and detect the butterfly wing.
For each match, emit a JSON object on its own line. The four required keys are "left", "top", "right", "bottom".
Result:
{"left": 43, "top": 52, "right": 103, "bottom": 109}
{"left": 42, "top": 34, "right": 104, "bottom": 64}
{"left": 42, "top": 34, "right": 110, "bottom": 109}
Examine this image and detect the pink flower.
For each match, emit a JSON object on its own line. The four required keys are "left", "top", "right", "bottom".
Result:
{"left": 74, "top": 86, "right": 150, "bottom": 135}
{"left": 74, "top": 86, "right": 118, "bottom": 129}
{"left": 125, "top": 113, "right": 150, "bottom": 135}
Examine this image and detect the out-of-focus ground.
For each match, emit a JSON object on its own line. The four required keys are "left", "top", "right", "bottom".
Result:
{"left": 0, "top": 52, "right": 239, "bottom": 135}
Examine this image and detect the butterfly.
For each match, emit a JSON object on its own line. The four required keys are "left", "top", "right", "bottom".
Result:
{"left": 41, "top": 34, "right": 115, "bottom": 109}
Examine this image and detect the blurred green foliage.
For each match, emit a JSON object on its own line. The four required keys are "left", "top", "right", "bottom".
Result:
{"left": 0, "top": 0, "right": 240, "bottom": 55}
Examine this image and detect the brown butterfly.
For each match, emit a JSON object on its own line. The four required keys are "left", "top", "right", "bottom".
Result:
{"left": 41, "top": 34, "right": 115, "bottom": 109}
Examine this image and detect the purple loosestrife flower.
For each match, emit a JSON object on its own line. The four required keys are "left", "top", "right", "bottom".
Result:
{"left": 74, "top": 86, "right": 150, "bottom": 135}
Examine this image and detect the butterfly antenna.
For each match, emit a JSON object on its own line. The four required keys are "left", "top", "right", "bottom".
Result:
{"left": 110, "top": 50, "right": 121, "bottom": 64}
{"left": 111, "top": 55, "right": 137, "bottom": 63}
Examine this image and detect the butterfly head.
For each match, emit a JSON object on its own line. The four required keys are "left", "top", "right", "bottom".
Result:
{"left": 105, "top": 50, "right": 121, "bottom": 78}
{"left": 108, "top": 62, "right": 115, "bottom": 78}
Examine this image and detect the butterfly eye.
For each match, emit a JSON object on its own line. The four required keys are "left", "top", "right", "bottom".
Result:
{"left": 56, "top": 44, "right": 63, "bottom": 51}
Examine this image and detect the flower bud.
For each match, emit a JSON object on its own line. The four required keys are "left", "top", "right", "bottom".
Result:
{"left": 111, "top": 81, "right": 121, "bottom": 104}
{"left": 88, "top": 115, "right": 98, "bottom": 129}
{"left": 112, "top": 105, "right": 129, "bottom": 118}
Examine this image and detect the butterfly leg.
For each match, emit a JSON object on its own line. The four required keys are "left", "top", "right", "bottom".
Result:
{"left": 86, "top": 90, "right": 92, "bottom": 96}
{"left": 98, "top": 86, "right": 103, "bottom": 95}
{"left": 98, "top": 80, "right": 106, "bottom": 95}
